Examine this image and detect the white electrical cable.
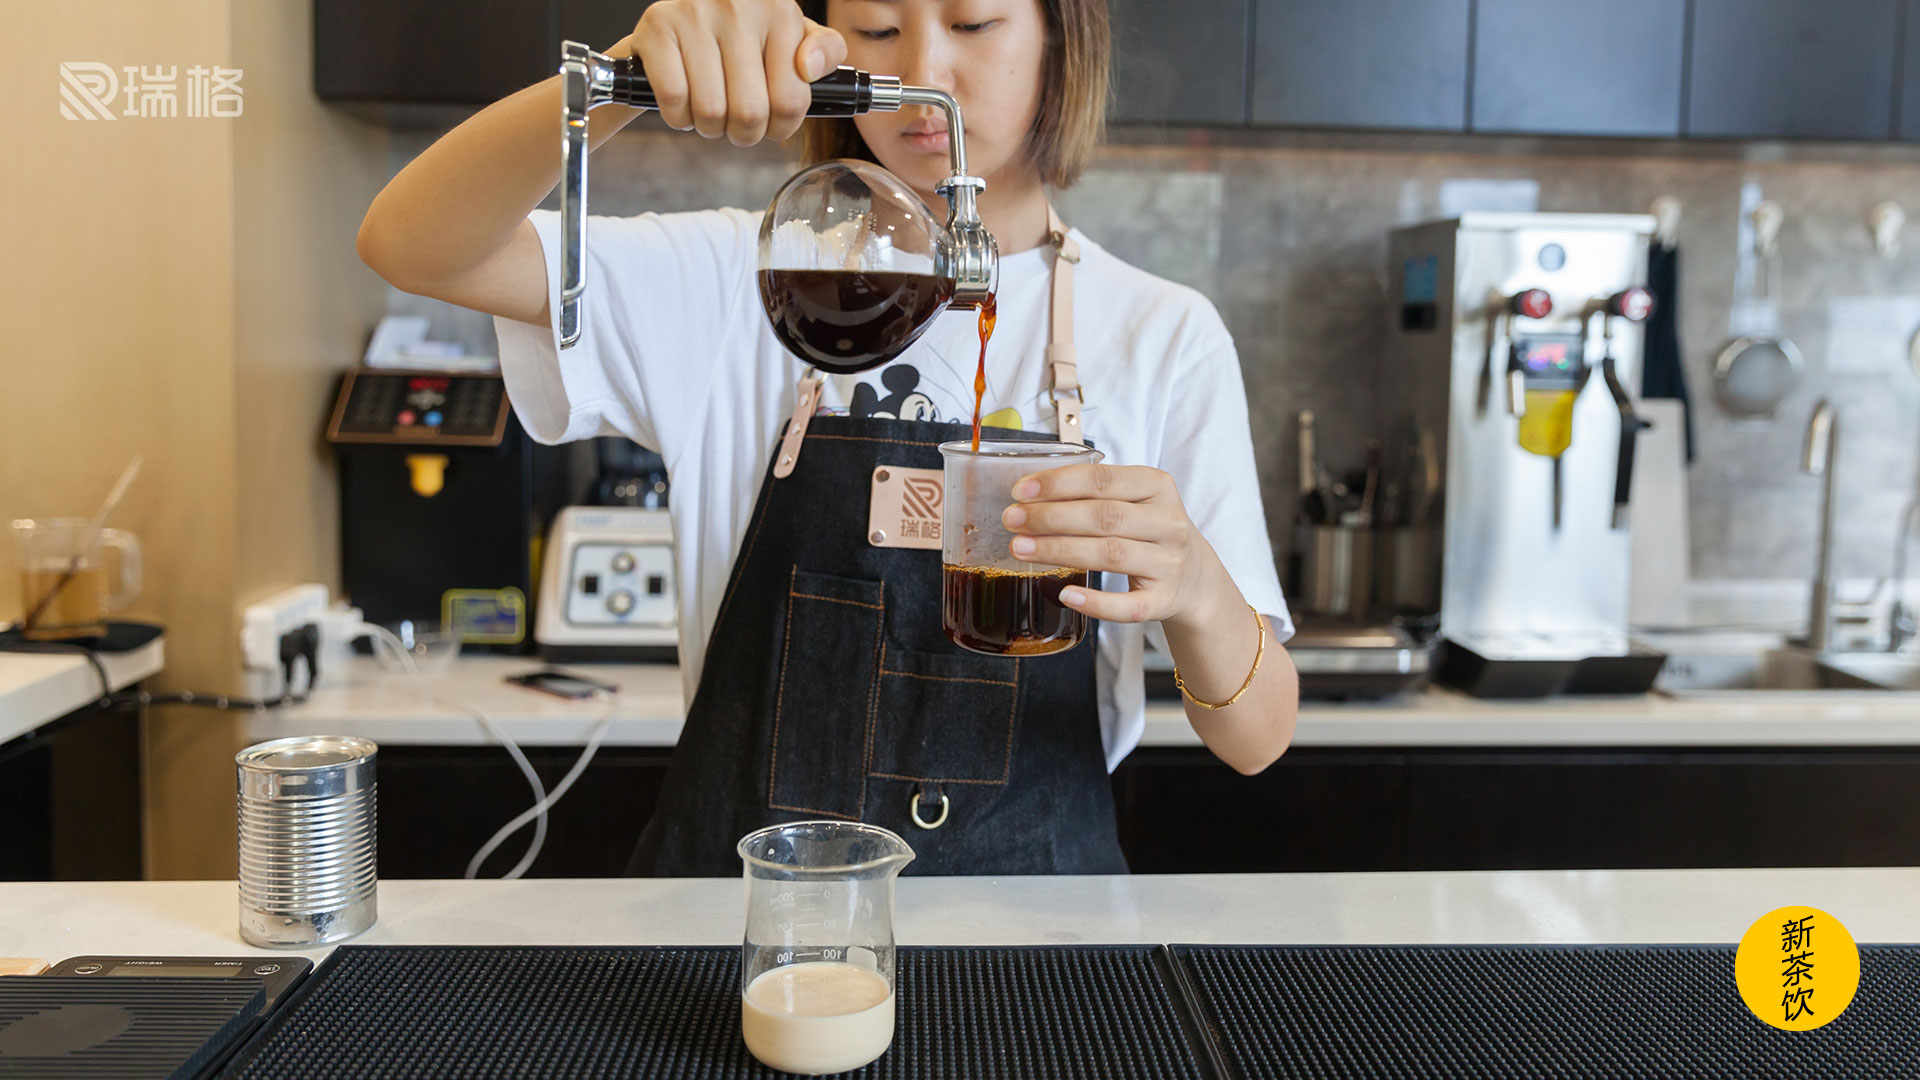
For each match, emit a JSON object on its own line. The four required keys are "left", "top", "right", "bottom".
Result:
{"left": 354, "top": 622, "right": 612, "bottom": 880}
{"left": 463, "top": 696, "right": 618, "bottom": 878}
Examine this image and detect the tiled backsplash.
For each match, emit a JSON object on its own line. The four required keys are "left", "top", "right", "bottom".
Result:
{"left": 387, "top": 126, "right": 1920, "bottom": 583}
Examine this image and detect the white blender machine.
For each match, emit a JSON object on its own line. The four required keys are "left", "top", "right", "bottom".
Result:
{"left": 535, "top": 441, "right": 677, "bottom": 662}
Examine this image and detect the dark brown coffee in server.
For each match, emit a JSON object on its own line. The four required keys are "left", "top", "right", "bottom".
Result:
{"left": 942, "top": 564, "right": 1089, "bottom": 656}
{"left": 759, "top": 269, "right": 955, "bottom": 374}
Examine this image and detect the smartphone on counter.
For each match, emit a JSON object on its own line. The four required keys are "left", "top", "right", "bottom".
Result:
{"left": 505, "top": 669, "right": 619, "bottom": 701}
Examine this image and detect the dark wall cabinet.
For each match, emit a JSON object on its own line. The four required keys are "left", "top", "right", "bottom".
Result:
{"left": 1250, "top": 0, "right": 1470, "bottom": 130}
{"left": 315, "top": 0, "right": 556, "bottom": 105}
{"left": 1471, "top": 0, "right": 1686, "bottom": 136}
{"left": 318, "top": 0, "right": 1920, "bottom": 143}
{"left": 561, "top": 0, "right": 658, "bottom": 55}
{"left": 1107, "top": 0, "right": 1248, "bottom": 125}
{"left": 1900, "top": 0, "right": 1920, "bottom": 139}
{"left": 1686, "top": 0, "right": 1900, "bottom": 139}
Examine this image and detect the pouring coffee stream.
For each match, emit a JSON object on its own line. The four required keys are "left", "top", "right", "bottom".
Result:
{"left": 558, "top": 41, "right": 998, "bottom": 355}
{"left": 971, "top": 292, "right": 997, "bottom": 451}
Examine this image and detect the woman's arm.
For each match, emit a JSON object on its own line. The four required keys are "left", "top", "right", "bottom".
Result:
{"left": 1003, "top": 466, "right": 1300, "bottom": 775}
{"left": 1155, "top": 545, "right": 1299, "bottom": 775}
{"left": 355, "top": 1, "right": 845, "bottom": 323}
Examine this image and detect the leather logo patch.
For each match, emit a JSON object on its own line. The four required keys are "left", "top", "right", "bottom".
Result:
{"left": 867, "top": 466, "right": 944, "bottom": 549}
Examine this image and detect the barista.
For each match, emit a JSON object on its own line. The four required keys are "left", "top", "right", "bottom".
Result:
{"left": 356, "top": 0, "right": 1300, "bottom": 876}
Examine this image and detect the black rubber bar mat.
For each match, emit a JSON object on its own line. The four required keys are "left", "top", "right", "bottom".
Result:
{"left": 0, "top": 976, "right": 266, "bottom": 1080}
{"left": 219, "top": 944, "right": 1213, "bottom": 1079}
{"left": 1170, "top": 943, "right": 1920, "bottom": 1079}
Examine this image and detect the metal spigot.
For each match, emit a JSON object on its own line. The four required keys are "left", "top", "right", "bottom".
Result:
{"left": 1802, "top": 399, "right": 1838, "bottom": 652}
{"left": 1586, "top": 288, "right": 1656, "bottom": 530}
{"left": 556, "top": 41, "right": 996, "bottom": 348}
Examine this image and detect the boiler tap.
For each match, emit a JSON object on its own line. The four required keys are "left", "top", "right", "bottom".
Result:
{"left": 1583, "top": 288, "right": 1656, "bottom": 529}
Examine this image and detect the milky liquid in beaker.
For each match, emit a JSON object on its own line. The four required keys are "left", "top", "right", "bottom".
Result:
{"left": 741, "top": 961, "right": 895, "bottom": 1075}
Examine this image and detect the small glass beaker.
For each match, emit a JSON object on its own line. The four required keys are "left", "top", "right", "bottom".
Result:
{"left": 937, "top": 440, "right": 1103, "bottom": 656}
{"left": 738, "top": 821, "right": 915, "bottom": 1076}
{"left": 11, "top": 518, "right": 142, "bottom": 640}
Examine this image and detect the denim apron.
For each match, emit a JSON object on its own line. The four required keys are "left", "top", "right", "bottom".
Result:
{"left": 626, "top": 213, "right": 1128, "bottom": 877}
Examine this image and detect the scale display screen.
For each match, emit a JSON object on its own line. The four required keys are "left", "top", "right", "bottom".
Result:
{"left": 110, "top": 963, "right": 244, "bottom": 977}
{"left": 49, "top": 955, "right": 313, "bottom": 1013}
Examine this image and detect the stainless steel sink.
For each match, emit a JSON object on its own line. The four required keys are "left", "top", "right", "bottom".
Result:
{"left": 1818, "top": 652, "right": 1920, "bottom": 691}
{"left": 1655, "top": 645, "right": 1900, "bottom": 694}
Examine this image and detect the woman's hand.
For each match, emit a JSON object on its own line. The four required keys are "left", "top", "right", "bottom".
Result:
{"left": 1001, "top": 464, "right": 1228, "bottom": 626}
{"left": 628, "top": 0, "right": 847, "bottom": 146}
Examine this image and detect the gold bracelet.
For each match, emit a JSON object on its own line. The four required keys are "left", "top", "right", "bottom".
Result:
{"left": 1172, "top": 603, "right": 1266, "bottom": 711}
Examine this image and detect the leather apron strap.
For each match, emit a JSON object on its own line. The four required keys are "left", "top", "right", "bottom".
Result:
{"left": 1046, "top": 205, "right": 1085, "bottom": 445}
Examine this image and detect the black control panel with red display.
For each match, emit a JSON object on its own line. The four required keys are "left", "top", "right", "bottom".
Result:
{"left": 326, "top": 370, "right": 509, "bottom": 445}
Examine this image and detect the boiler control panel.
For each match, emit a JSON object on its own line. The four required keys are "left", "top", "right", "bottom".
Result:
{"left": 326, "top": 369, "right": 508, "bottom": 446}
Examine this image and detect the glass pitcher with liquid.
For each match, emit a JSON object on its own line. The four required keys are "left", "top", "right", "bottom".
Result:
{"left": 12, "top": 518, "right": 142, "bottom": 640}
{"left": 737, "top": 821, "right": 915, "bottom": 1075}
{"left": 557, "top": 42, "right": 996, "bottom": 363}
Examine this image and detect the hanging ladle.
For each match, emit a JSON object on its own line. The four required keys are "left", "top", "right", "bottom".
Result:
{"left": 1711, "top": 200, "right": 1802, "bottom": 422}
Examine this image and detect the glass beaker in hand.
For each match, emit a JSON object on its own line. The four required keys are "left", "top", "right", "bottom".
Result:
{"left": 12, "top": 518, "right": 142, "bottom": 641}
{"left": 738, "top": 821, "right": 915, "bottom": 1076}
{"left": 937, "top": 441, "right": 1103, "bottom": 656}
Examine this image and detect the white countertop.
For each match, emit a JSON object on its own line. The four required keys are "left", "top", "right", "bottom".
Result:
{"left": 245, "top": 653, "right": 1920, "bottom": 749}
{"left": 3, "top": 867, "right": 1916, "bottom": 967}
{"left": 0, "top": 635, "right": 165, "bottom": 745}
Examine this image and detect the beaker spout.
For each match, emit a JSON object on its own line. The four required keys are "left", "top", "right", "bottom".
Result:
{"left": 738, "top": 821, "right": 916, "bottom": 880}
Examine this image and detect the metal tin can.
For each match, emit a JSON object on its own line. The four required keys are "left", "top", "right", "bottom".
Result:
{"left": 235, "top": 735, "right": 378, "bottom": 947}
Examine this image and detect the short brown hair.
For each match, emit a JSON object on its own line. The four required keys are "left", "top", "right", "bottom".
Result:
{"left": 796, "top": 0, "right": 1108, "bottom": 188}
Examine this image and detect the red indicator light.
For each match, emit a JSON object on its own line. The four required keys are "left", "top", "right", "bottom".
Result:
{"left": 1512, "top": 289, "right": 1554, "bottom": 320}
{"left": 1613, "top": 287, "right": 1654, "bottom": 321}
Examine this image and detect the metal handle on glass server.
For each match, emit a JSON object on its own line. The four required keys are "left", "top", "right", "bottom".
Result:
{"left": 558, "top": 41, "right": 996, "bottom": 348}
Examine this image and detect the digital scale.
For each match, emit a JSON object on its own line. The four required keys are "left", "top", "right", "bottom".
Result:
{"left": 0, "top": 955, "right": 312, "bottom": 1078}
{"left": 44, "top": 954, "right": 311, "bottom": 1008}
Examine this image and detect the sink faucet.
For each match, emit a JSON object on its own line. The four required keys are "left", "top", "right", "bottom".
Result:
{"left": 1802, "top": 399, "right": 1838, "bottom": 652}
{"left": 1890, "top": 501, "right": 1920, "bottom": 651}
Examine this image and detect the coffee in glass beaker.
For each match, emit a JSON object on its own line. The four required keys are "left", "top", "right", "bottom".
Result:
{"left": 937, "top": 440, "right": 1102, "bottom": 656}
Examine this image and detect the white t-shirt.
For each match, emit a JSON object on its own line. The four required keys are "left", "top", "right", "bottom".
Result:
{"left": 495, "top": 206, "right": 1292, "bottom": 770}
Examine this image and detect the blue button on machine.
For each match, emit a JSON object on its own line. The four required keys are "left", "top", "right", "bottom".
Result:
{"left": 424, "top": 410, "right": 444, "bottom": 427}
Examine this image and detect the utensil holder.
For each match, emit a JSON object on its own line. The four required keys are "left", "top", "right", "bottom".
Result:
{"left": 1291, "top": 523, "right": 1375, "bottom": 618}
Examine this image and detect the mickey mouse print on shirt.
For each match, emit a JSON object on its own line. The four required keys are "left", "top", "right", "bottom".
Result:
{"left": 840, "top": 362, "right": 1025, "bottom": 430}
{"left": 849, "top": 365, "right": 940, "bottom": 421}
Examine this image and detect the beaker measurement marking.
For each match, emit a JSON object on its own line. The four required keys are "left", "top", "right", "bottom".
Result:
{"left": 768, "top": 888, "right": 833, "bottom": 907}
{"left": 775, "top": 947, "right": 846, "bottom": 965}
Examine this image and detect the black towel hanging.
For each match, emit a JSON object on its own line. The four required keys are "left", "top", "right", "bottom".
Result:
{"left": 1642, "top": 239, "right": 1695, "bottom": 462}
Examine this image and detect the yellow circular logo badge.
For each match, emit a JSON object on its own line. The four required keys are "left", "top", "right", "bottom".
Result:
{"left": 1734, "top": 906, "right": 1860, "bottom": 1031}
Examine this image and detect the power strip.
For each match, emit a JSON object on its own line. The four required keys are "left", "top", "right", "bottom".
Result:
{"left": 241, "top": 584, "right": 329, "bottom": 698}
